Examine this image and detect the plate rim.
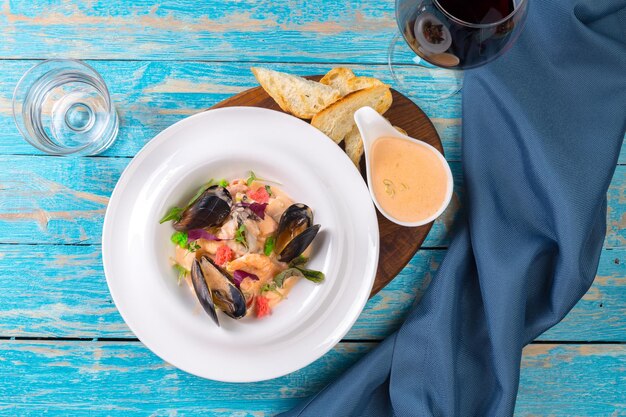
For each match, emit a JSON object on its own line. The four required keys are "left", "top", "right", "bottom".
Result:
{"left": 102, "top": 106, "right": 380, "bottom": 382}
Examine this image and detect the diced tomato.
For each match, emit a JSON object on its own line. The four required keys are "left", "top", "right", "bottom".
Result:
{"left": 214, "top": 245, "right": 234, "bottom": 266}
{"left": 248, "top": 186, "right": 270, "bottom": 204}
{"left": 256, "top": 295, "right": 271, "bottom": 318}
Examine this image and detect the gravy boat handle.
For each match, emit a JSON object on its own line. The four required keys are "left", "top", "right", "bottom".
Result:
{"left": 353, "top": 106, "right": 404, "bottom": 158}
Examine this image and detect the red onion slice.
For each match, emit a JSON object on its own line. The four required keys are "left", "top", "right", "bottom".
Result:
{"left": 240, "top": 202, "right": 267, "bottom": 219}
{"left": 187, "top": 229, "right": 221, "bottom": 242}
{"left": 232, "top": 270, "right": 260, "bottom": 287}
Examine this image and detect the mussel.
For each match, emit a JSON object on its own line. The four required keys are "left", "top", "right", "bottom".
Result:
{"left": 174, "top": 186, "right": 232, "bottom": 231}
{"left": 190, "top": 255, "right": 247, "bottom": 327}
{"left": 275, "top": 204, "right": 321, "bottom": 263}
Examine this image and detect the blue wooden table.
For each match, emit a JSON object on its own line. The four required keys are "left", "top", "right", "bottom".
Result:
{"left": 0, "top": 1, "right": 624, "bottom": 415}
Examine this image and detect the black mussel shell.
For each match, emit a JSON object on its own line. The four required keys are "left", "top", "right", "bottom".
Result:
{"left": 278, "top": 224, "right": 320, "bottom": 262}
{"left": 195, "top": 256, "right": 247, "bottom": 322}
{"left": 174, "top": 186, "right": 232, "bottom": 231}
{"left": 275, "top": 204, "right": 320, "bottom": 263}
{"left": 275, "top": 204, "right": 313, "bottom": 253}
{"left": 190, "top": 258, "right": 220, "bottom": 327}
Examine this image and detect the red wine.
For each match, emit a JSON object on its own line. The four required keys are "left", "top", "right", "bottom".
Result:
{"left": 436, "top": 0, "right": 516, "bottom": 25}
{"left": 401, "top": 0, "right": 526, "bottom": 69}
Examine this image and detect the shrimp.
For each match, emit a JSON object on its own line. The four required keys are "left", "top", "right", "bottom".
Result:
{"left": 173, "top": 246, "right": 196, "bottom": 271}
{"left": 266, "top": 191, "right": 293, "bottom": 222}
{"left": 227, "top": 179, "right": 248, "bottom": 196}
{"left": 198, "top": 239, "right": 221, "bottom": 255}
{"left": 258, "top": 215, "right": 278, "bottom": 237}
{"left": 227, "top": 253, "right": 283, "bottom": 283}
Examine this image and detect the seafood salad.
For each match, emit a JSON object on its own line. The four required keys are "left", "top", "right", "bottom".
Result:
{"left": 159, "top": 171, "right": 324, "bottom": 327}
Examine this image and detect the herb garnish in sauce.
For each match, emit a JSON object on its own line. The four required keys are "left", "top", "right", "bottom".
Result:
{"left": 383, "top": 179, "right": 395, "bottom": 197}
{"left": 234, "top": 223, "right": 248, "bottom": 247}
{"left": 160, "top": 173, "right": 323, "bottom": 325}
{"left": 173, "top": 263, "right": 189, "bottom": 284}
{"left": 264, "top": 235, "right": 276, "bottom": 256}
{"left": 171, "top": 231, "right": 188, "bottom": 248}
{"left": 159, "top": 206, "right": 183, "bottom": 224}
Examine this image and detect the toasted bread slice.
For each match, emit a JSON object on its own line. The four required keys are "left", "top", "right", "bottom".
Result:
{"left": 347, "top": 76, "right": 385, "bottom": 92}
{"left": 311, "top": 85, "right": 393, "bottom": 144}
{"left": 251, "top": 67, "right": 341, "bottom": 119}
{"left": 320, "top": 68, "right": 386, "bottom": 97}
{"left": 320, "top": 68, "right": 356, "bottom": 96}
{"left": 344, "top": 125, "right": 364, "bottom": 167}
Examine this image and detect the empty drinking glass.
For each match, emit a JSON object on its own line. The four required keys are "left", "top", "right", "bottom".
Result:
{"left": 13, "top": 59, "right": 119, "bottom": 156}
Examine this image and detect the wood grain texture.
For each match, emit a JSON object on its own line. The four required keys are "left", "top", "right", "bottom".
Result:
{"left": 0, "top": 61, "right": 465, "bottom": 158}
{"left": 1, "top": 60, "right": 623, "bottom": 163}
{"left": 0, "top": 2, "right": 623, "bottom": 412}
{"left": 0, "top": 155, "right": 464, "bottom": 247}
{"left": 0, "top": 154, "right": 623, "bottom": 247}
{"left": 0, "top": 1, "right": 413, "bottom": 63}
{"left": 0, "top": 244, "right": 623, "bottom": 342}
{"left": 211, "top": 76, "right": 443, "bottom": 297}
{"left": 0, "top": 340, "right": 623, "bottom": 416}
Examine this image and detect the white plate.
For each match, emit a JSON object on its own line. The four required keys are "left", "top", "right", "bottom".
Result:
{"left": 102, "top": 107, "right": 379, "bottom": 382}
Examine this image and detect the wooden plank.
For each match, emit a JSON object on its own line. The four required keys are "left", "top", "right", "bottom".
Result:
{"left": 0, "top": 340, "right": 370, "bottom": 414}
{"left": 0, "top": 244, "right": 623, "bottom": 342}
{"left": 607, "top": 167, "right": 626, "bottom": 248}
{"left": 517, "top": 344, "right": 626, "bottom": 416}
{"left": 0, "top": 60, "right": 462, "bottom": 159}
{"left": 0, "top": 155, "right": 460, "bottom": 246}
{"left": 0, "top": 340, "right": 622, "bottom": 416}
{"left": 0, "top": 156, "right": 125, "bottom": 245}
{"left": 0, "top": 0, "right": 413, "bottom": 63}
{"left": 2, "top": 60, "right": 625, "bottom": 165}
{"left": 0, "top": 155, "right": 624, "bottom": 247}
{"left": 2, "top": 58, "right": 624, "bottom": 164}
{"left": 359, "top": 248, "right": 626, "bottom": 343}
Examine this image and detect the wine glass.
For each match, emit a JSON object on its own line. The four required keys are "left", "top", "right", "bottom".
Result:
{"left": 389, "top": 0, "right": 529, "bottom": 104}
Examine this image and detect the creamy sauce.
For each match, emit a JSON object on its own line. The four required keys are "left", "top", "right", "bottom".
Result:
{"left": 370, "top": 136, "right": 448, "bottom": 223}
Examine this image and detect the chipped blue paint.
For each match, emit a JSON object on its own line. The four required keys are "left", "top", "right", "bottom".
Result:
{"left": 0, "top": 245, "right": 623, "bottom": 341}
{"left": 0, "top": 340, "right": 622, "bottom": 416}
{"left": 0, "top": 1, "right": 623, "bottom": 414}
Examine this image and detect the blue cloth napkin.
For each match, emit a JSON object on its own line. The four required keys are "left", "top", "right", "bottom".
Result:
{"left": 280, "top": 0, "right": 626, "bottom": 415}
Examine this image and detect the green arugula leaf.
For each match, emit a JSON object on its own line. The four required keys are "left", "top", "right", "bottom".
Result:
{"left": 173, "top": 263, "right": 189, "bottom": 284}
{"left": 246, "top": 171, "right": 283, "bottom": 187}
{"left": 264, "top": 236, "right": 276, "bottom": 256}
{"left": 234, "top": 224, "right": 247, "bottom": 248}
{"left": 171, "top": 231, "right": 188, "bottom": 248}
{"left": 187, "top": 179, "right": 217, "bottom": 207}
{"left": 246, "top": 171, "right": 257, "bottom": 186}
{"left": 259, "top": 281, "right": 285, "bottom": 298}
{"left": 273, "top": 268, "right": 304, "bottom": 288}
{"left": 160, "top": 179, "right": 229, "bottom": 226}
{"left": 187, "top": 241, "right": 201, "bottom": 253}
{"left": 297, "top": 267, "right": 325, "bottom": 283}
{"left": 264, "top": 185, "right": 273, "bottom": 196}
{"left": 289, "top": 255, "right": 309, "bottom": 268}
{"left": 159, "top": 206, "right": 183, "bottom": 224}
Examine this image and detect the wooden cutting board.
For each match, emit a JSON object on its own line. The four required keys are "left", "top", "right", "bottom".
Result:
{"left": 210, "top": 76, "right": 442, "bottom": 298}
